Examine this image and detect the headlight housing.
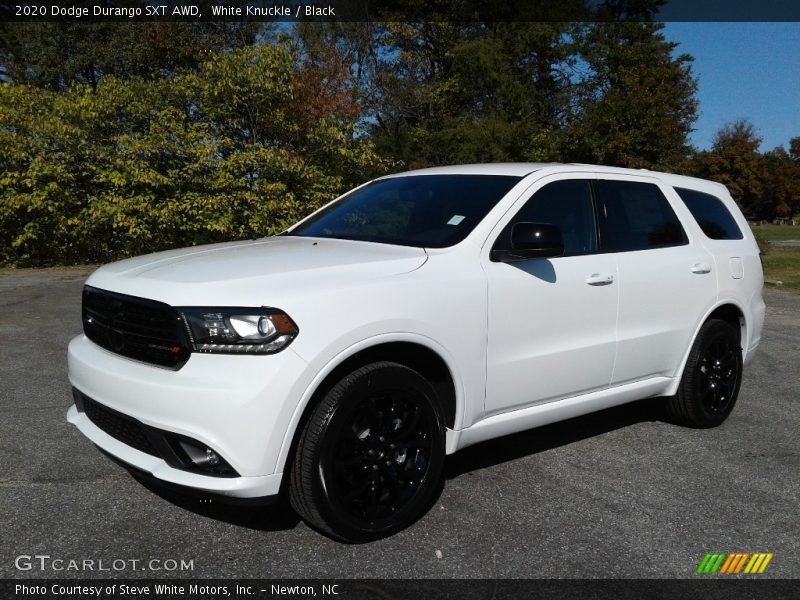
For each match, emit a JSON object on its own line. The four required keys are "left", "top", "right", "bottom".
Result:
{"left": 179, "top": 307, "right": 298, "bottom": 354}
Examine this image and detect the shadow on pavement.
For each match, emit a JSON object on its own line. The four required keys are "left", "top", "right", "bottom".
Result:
{"left": 99, "top": 449, "right": 301, "bottom": 532}
{"left": 105, "top": 397, "right": 665, "bottom": 534}
{"left": 445, "top": 398, "right": 665, "bottom": 479}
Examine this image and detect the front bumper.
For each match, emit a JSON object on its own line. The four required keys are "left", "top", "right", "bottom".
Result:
{"left": 67, "top": 334, "right": 313, "bottom": 498}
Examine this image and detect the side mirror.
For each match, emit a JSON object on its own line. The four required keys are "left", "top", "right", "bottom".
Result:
{"left": 491, "top": 222, "right": 564, "bottom": 262}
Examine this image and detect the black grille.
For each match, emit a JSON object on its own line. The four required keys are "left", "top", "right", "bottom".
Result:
{"left": 83, "top": 285, "right": 191, "bottom": 369}
{"left": 82, "top": 396, "right": 160, "bottom": 458}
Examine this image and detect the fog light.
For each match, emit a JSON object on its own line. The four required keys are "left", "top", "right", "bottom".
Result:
{"left": 205, "top": 448, "right": 220, "bottom": 467}
{"left": 172, "top": 438, "right": 236, "bottom": 477}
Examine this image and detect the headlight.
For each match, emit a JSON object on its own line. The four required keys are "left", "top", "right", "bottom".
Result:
{"left": 179, "top": 308, "right": 298, "bottom": 354}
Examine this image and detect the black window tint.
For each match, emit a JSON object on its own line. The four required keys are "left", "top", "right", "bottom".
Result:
{"left": 674, "top": 187, "right": 743, "bottom": 240}
{"left": 596, "top": 180, "right": 687, "bottom": 252}
{"left": 495, "top": 180, "right": 596, "bottom": 256}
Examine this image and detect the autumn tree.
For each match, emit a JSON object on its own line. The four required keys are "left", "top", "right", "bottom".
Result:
{"left": 761, "top": 147, "right": 800, "bottom": 218}
{"left": 692, "top": 121, "right": 768, "bottom": 217}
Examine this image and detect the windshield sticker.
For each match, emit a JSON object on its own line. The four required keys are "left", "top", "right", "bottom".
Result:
{"left": 447, "top": 215, "right": 466, "bottom": 225}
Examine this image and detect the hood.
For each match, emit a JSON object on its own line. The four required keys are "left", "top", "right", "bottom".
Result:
{"left": 86, "top": 236, "right": 428, "bottom": 306}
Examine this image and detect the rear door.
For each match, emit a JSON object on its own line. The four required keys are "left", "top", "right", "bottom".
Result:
{"left": 595, "top": 176, "right": 717, "bottom": 384}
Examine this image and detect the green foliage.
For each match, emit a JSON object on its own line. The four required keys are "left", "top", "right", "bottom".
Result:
{"left": 365, "top": 21, "right": 580, "bottom": 167}
{"left": 2, "top": 16, "right": 797, "bottom": 266}
{"left": 353, "top": 16, "right": 696, "bottom": 171}
{"left": 0, "top": 12, "right": 264, "bottom": 89}
{"left": 563, "top": 21, "right": 697, "bottom": 170}
{"left": 0, "top": 43, "right": 387, "bottom": 266}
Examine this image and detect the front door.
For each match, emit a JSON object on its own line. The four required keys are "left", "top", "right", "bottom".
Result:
{"left": 483, "top": 177, "right": 619, "bottom": 416}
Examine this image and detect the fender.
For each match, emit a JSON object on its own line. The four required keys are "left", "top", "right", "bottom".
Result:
{"left": 664, "top": 297, "right": 748, "bottom": 397}
{"left": 273, "top": 332, "right": 468, "bottom": 475}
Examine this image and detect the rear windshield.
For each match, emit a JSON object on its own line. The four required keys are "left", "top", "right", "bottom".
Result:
{"left": 674, "top": 187, "right": 744, "bottom": 240}
{"left": 286, "top": 174, "right": 521, "bottom": 248}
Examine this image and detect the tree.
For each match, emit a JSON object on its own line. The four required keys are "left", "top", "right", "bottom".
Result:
{"left": 762, "top": 147, "right": 800, "bottom": 218}
{"left": 790, "top": 136, "right": 800, "bottom": 165}
{"left": 364, "top": 20, "right": 580, "bottom": 167}
{"left": 692, "top": 121, "right": 769, "bottom": 217}
{"left": 0, "top": 43, "right": 387, "bottom": 266}
{"left": 0, "top": 6, "right": 714, "bottom": 265}
{"left": 689, "top": 123, "right": 800, "bottom": 219}
{"left": 562, "top": 20, "right": 697, "bottom": 169}
{"left": 0, "top": 18, "right": 264, "bottom": 90}
{"left": 322, "top": 3, "right": 698, "bottom": 170}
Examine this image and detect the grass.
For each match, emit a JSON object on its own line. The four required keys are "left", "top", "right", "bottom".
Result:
{"left": 751, "top": 225, "right": 800, "bottom": 292}
{"left": 749, "top": 224, "right": 800, "bottom": 242}
{"left": 747, "top": 224, "right": 800, "bottom": 292}
{"left": 759, "top": 247, "right": 800, "bottom": 292}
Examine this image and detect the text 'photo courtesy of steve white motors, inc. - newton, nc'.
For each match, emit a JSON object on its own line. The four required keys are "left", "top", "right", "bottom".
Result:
{"left": 13, "top": 3, "right": 336, "bottom": 18}
{"left": 14, "top": 583, "right": 338, "bottom": 597}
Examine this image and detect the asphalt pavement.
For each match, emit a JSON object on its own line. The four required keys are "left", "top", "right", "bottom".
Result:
{"left": 1, "top": 267, "right": 797, "bottom": 579}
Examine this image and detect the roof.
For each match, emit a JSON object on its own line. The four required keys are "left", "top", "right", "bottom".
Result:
{"left": 383, "top": 163, "right": 557, "bottom": 177}
{"left": 381, "top": 163, "right": 727, "bottom": 193}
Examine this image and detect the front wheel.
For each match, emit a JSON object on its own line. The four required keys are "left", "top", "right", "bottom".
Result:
{"left": 666, "top": 319, "right": 743, "bottom": 428}
{"left": 289, "top": 361, "right": 445, "bottom": 542}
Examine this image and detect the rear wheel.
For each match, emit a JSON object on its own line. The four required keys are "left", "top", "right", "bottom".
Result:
{"left": 666, "top": 319, "right": 743, "bottom": 428}
{"left": 289, "top": 361, "right": 445, "bottom": 542}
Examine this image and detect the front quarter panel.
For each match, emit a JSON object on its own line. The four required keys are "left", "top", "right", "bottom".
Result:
{"left": 275, "top": 248, "right": 487, "bottom": 469}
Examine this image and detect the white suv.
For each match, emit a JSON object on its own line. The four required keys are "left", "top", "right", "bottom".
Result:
{"left": 67, "top": 163, "right": 764, "bottom": 541}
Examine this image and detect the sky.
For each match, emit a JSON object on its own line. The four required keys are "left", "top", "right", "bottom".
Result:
{"left": 662, "top": 22, "right": 800, "bottom": 152}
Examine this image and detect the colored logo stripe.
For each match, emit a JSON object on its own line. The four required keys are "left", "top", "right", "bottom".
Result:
{"left": 696, "top": 552, "right": 773, "bottom": 574}
{"left": 696, "top": 553, "right": 726, "bottom": 574}
{"left": 719, "top": 553, "right": 749, "bottom": 574}
{"left": 744, "top": 553, "right": 774, "bottom": 574}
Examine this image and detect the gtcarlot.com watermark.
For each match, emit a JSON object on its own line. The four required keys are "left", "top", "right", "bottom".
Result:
{"left": 14, "top": 554, "right": 194, "bottom": 572}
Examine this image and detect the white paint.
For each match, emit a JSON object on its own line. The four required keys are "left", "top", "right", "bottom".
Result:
{"left": 67, "top": 163, "right": 764, "bottom": 499}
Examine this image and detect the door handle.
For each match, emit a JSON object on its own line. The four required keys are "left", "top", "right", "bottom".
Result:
{"left": 586, "top": 272, "right": 614, "bottom": 286}
{"left": 691, "top": 263, "right": 712, "bottom": 275}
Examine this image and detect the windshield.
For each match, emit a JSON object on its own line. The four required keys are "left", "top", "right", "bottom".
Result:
{"left": 285, "top": 174, "right": 521, "bottom": 248}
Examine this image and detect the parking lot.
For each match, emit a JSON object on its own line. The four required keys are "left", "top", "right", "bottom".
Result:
{"left": 1, "top": 267, "right": 798, "bottom": 578}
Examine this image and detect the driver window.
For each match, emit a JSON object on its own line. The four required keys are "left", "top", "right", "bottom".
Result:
{"left": 495, "top": 179, "right": 597, "bottom": 256}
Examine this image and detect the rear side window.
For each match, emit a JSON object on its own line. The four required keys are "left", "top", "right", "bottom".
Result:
{"left": 595, "top": 180, "right": 687, "bottom": 252}
{"left": 674, "top": 187, "right": 743, "bottom": 240}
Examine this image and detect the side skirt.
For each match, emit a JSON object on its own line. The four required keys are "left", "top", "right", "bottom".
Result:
{"left": 447, "top": 376, "right": 673, "bottom": 453}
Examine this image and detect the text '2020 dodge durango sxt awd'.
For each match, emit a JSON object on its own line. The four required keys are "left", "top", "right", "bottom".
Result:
{"left": 67, "top": 163, "right": 764, "bottom": 542}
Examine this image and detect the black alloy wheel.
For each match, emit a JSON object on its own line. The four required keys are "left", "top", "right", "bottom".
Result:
{"left": 325, "top": 388, "right": 437, "bottom": 522}
{"left": 289, "top": 361, "right": 445, "bottom": 542}
{"left": 666, "top": 319, "right": 743, "bottom": 428}
{"left": 697, "top": 334, "right": 740, "bottom": 415}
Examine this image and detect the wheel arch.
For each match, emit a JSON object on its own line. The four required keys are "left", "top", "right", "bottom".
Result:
{"left": 275, "top": 334, "right": 464, "bottom": 486}
{"left": 665, "top": 300, "right": 747, "bottom": 396}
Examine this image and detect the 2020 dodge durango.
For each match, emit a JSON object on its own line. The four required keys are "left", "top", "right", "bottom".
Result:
{"left": 67, "top": 163, "right": 765, "bottom": 542}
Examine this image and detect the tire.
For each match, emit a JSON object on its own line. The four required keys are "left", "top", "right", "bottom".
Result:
{"left": 289, "top": 361, "right": 446, "bottom": 542}
{"left": 666, "top": 319, "right": 743, "bottom": 428}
